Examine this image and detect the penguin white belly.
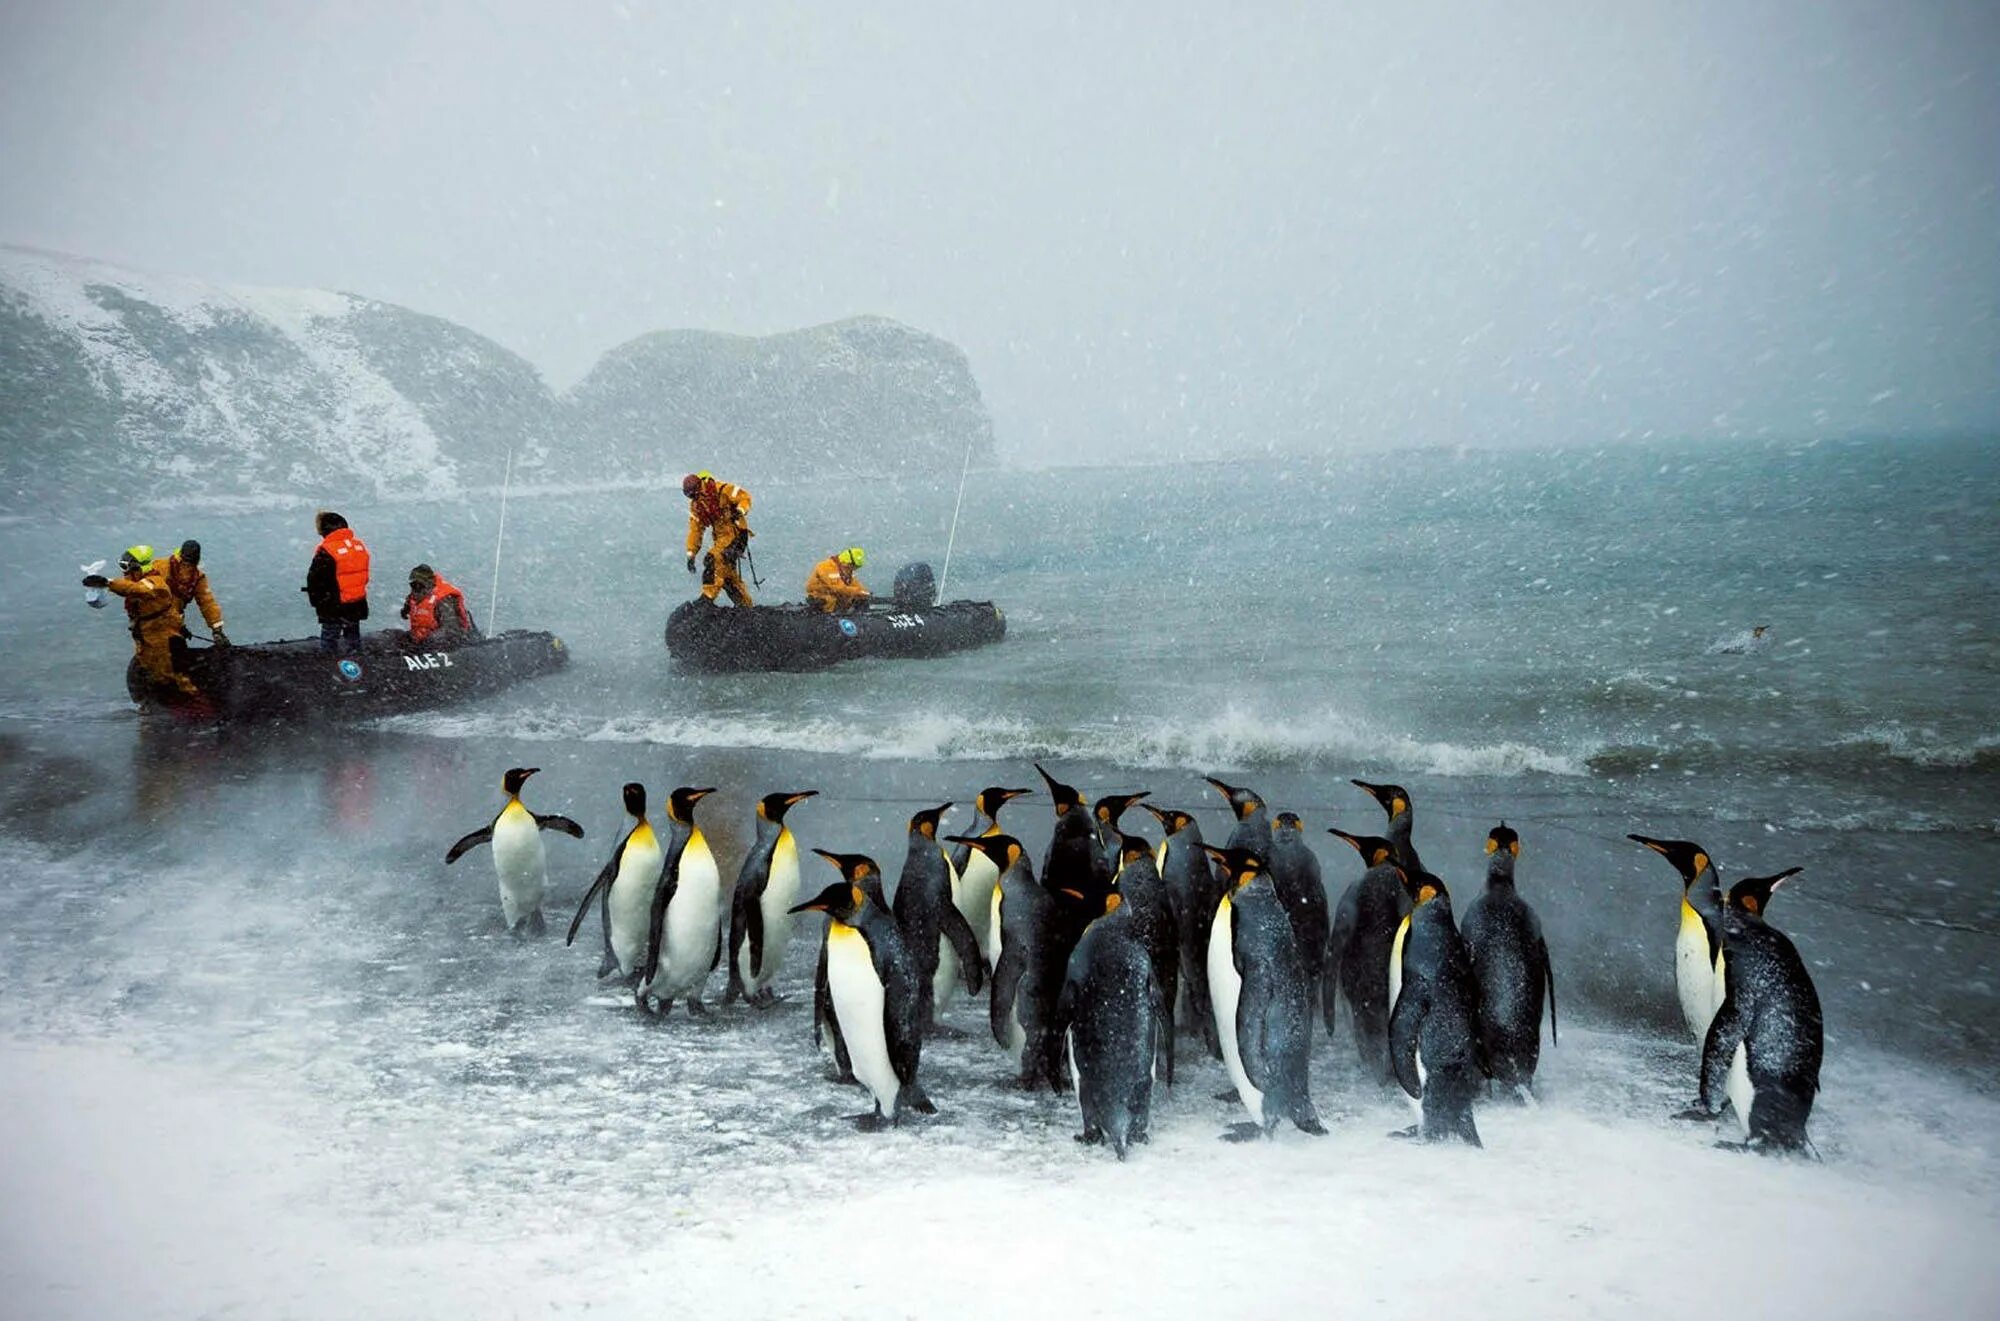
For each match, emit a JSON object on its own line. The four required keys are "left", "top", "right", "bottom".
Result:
{"left": 489, "top": 804, "right": 547, "bottom": 928}
{"left": 1726, "top": 1041, "right": 1753, "bottom": 1137}
{"left": 985, "top": 885, "right": 1006, "bottom": 974}
{"left": 606, "top": 833, "right": 664, "bottom": 976}
{"left": 657, "top": 837, "right": 722, "bottom": 1000}
{"left": 1388, "top": 915, "right": 1410, "bottom": 1017}
{"left": 957, "top": 847, "right": 998, "bottom": 957}
{"left": 1207, "top": 897, "right": 1263, "bottom": 1126}
{"left": 741, "top": 832, "right": 801, "bottom": 994}
{"left": 1676, "top": 901, "right": 1719, "bottom": 1039}
{"left": 827, "top": 924, "right": 900, "bottom": 1115}
{"left": 936, "top": 850, "right": 964, "bottom": 1012}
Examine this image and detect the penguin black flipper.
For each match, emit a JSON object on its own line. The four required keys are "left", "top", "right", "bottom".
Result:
{"left": 724, "top": 883, "right": 751, "bottom": 1005}
{"left": 637, "top": 855, "right": 682, "bottom": 991}
{"left": 990, "top": 942, "right": 1025, "bottom": 1049}
{"left": 940, "top": 901, "right": 985, "bottom": 995}
{"left": 444, "top": 825, "right": 495, "bottom": 864}
{"left": 1325, "top": 883, "right": 1358, "bottom": 1034}
{"left": 1699, "top": 992, "right": 1745, "bottom": 1115}
{"left": 813, "top": 933, "right": 855, "bottom": 1080}
{"left": 565, "top": 851, "right": 620, "bottom": 947}
{"left": 1537, "top": 933, "right": 1558, "bottom": 1047}
{"left": 1389, "top": 984, "right": 1427, "bottom": 1101}
{"left": 745, "top": 887, "right": 767, "bottom": 981}
{"left": 534, "top": 813, "right": 586, "bottom": 838}
{"left": 1149, "top": 966, "right": 1175, "bottom": 1089}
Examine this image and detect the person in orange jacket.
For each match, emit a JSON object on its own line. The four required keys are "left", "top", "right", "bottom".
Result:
{"left": 304, "top": 510, "right": 370, "bottom": 653}
{"left": 400, "top": 564, "right": 478, "bottom": 646}
{"left": 81, "top": 545, "right": 198, "bottom": 698}
{"left": 682, "top": 471, "right": 754, "bottom": 606}
{"left": 805, "top": 546, "right": 873, "bottom": 613}
{"left": 158, "top": 539, "right": 230, "bottom": 646}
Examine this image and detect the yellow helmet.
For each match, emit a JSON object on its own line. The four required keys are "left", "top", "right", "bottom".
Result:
{"left": 837, "top": 546, "right": 865, "bottom": 568}
{"left": 121, "top": 544, "right": 155, "bottom": 571}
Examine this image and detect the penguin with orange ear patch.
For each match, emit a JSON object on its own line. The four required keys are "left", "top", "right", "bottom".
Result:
{"left": 1323, "top": 827, "right": 1410, "bottom": 1080}
{"left": 792, "top": 852, "right": 934, "bottom": 1130}
{"left": 1461, "top": 824, "right": 1557, "bottom": 1097}
{"left": 1700, "top": 868, "right": 1821, "bottom": 1153}
{"left": 1203, "top": 845, "right": 1325, "bottom": 1142}
{"left": 1388, "top": 867, "right": 1485, "bottom": 1146}
{"left": 1054, "top": 885, "right": 1167, "bottom": 1159}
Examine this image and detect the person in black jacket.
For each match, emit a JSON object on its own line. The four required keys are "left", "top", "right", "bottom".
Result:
{"left": 303, "top": 510, "right": 371, "bottom": 653}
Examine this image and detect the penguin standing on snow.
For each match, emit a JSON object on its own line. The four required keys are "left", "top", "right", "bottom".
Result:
{"left": 444, "top": 767, "right": 585, "bottom": 936}
{"left": 1699, "top": 868, "right": 1822, "bottom": 1153}
{"left": 1203, "top": 845, "right": 1326, "bottom": 1141}
{"left": 1352, "top": 779, "right": 1425, "bottom": 874}
{"left": 791, "top": 853, "right": 936, "bottom": 1129}
{"left": 890, "top": 803, "right": 984, "bottom": 1034}
{"left": 1144, "top": 804, "right": 1226, "bottom": 1057}
{"left": 947, "top": 785, "right": 1032, "bottom": 972}
{"left": 1267, "top": 812, "right": 1330, "bottom": 1007}
{"left": 723, "top": 790, "right": 817, "bottom": 1007}
{"left": 566, "top": 783, "right": 664, "bottom": 982}
{"left": 1628, "top": 834, "right": 1728, "bottom": 1041}
{"left": 1460, "top": 824, "right": 1557, "bottom": 1096}
{"left": 1054, "top": 888, "right": 1168, "bottom": 1159}
{"left": 812, "top": 850, "right": 888, "bottom": 1084}
{"left": 1388, "top": 866, "right": 1486, "bottom": 1146}
{"left": 636, "top": 786, "right": 724, "bottom": 1018}
{"left": 1323, "top": 827, "right": 1410, "bottom": 1080}
{"left": 954, "top": 831, "right": 1069, "bottom": 1089}
{"left": 1110, "top": 831, "right": 1178, "bottom": 1085}
{"left": 1205, "top": 775, "right": 1272, "bottom": 857}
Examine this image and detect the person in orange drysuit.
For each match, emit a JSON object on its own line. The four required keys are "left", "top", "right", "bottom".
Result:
{"left": 682, "top": 471, "right": 754, "bottom": 606}
{"left": 158, "top": 539, "right": 230, "bottom": 646}
{"left": 82, "top": 545, "right": 198, "bottom": 698}
{"left": 805, "top": 546, "right": 873, "bottom": 613}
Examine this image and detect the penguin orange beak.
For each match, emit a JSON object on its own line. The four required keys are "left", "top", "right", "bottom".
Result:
{"left": 786, "top": 790, "right": 820, "bottom": 805}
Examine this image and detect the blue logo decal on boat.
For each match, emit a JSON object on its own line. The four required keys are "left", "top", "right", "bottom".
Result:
{"left": 337, "top": 659, "right": 364, "bottom": 681}
{"left": 838, "top": 618, "right": 858, "bottom": 637}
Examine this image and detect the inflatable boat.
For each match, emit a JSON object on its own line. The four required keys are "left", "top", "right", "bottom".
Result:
{"left": 129, "top": 629, "right": 570, "bottom": 720}
{"left": 665, "top": 596, "right": 1004, "bottom": 672}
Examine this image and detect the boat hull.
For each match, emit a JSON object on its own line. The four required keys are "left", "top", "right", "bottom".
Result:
{"left": 664, "top": 600, "right": 1005, "bottom": 672}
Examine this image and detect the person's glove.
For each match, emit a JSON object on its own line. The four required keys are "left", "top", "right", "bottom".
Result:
{"left": 81, "top": 574, "right": 108, "bottom": 588}
{"left": 686, "top": 555, "right": 697, "bottom": 574}
{"left": 212, "top": 628, "right": 232, "bottom": 648}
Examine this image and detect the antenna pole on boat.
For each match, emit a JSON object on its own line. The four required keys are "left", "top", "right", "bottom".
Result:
{"left": 487, "top": 447, "right": 514, "bottom": 635}
{"left": 935, "top": 433, "right": 977, "bottom": 603}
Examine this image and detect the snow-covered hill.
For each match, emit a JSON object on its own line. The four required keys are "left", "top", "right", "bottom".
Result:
{"left": 0, "top": 246, "right": 996, "bottom": 513}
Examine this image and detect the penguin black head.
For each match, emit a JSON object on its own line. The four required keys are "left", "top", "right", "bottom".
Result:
{"left": 502, "top": 767, "right": 540, "bottom": 797}
{"left": 947, "top": 832, "right": 1024, "bottom": 872}
{"left": 1115, "top": 831, "right": 1153, "bottom": 866}
{"left": 808, "top": 848, "right": 882, "bottom": 891}
{"left": 1486, "top": 823, "right": 1520, "bottom": 857}
{"left": 1729, "top": 867, "right": 1803, "bottom": 918}
{"left": 976, "top": 786, "right": 1034, "bottom": 819}
{"left": 1627, "top": 834, "right": 1712, "bottom": 886}
{"left": 1035, "top": 763, "right": 1086, "bottom": 814}
{"left": 1093, "top": 792, "right": 1150, "bottom": 831}
{"left": 1352, "top": 779, "right": 1411, "bottom": 820}
{"left": 667, "top": 786, "right": 717, "bottom": 824}
{"left": 1204, "top": 776, "right": 1264, "bottom": 820}
{"left": 1401, "top": 868, "right": 1443, "bottom": 906}
{"left": 1141, "top": 804, "right": 1194, "bottom": 835}
{"left": 789, "top": 877, "right": 867, "bottom": 922}
{"left": 1327, "top": 827, "right": 1396, "bottom": 868}
{"left": 757, "top": 789, "right": 818, "bottom": 822}
{"left": 1274, "top": 811, "right": 1305, "bottom": 833}
{"left": 911, "top": 802, "right": 953, "bottom": 839}
{"left": 1200, "top": 844, "right": 1265, "bottom": 889}
{"left": 621, "top": 782, "right": 647, "bottom": 817}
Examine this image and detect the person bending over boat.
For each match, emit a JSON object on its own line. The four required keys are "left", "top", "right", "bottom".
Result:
{"left": 806, "top": 546, "right": 873, "bottom": 613}
{"left": 159, "top": 539, "right": 230, "bottom": 647}
{"left": 400, "top": 564, "right": 478, "bottom": 646}
{"left": 682, "top": 470, "right": 754, "bottom": 606}
{"left": 81, "top": 545, "right": 198, "bottom": 698}
{"left": 304, "top": 510, "right": 370, "bottom": 653}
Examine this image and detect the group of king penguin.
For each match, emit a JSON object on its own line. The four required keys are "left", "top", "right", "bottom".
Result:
{"left": 442, "top": 763, "right": 1825, "bottom": 1158}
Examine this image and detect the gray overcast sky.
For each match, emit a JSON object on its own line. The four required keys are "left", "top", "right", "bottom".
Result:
{"left": 2, "top": 1, "right": 1995, "bottom": 460}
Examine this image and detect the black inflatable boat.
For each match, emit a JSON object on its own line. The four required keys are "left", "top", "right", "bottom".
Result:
{"left": 129, "top": 629, "right": 570, "bottom": 720}
{"left": 665, "top": 597, "right": 1005, "bottom": 673}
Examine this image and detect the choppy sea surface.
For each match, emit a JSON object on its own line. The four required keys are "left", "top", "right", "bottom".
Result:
{"left": 0, "top": 435, "right": 1995, "bottom": 1317}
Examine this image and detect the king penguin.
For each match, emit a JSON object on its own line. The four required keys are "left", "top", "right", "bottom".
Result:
{"left": 792, "top": 853, "right": 936, "bottom": 1129}
{"left": 1205, "top": 775, "right": 1273, "bottom": 857}
{"left": 1629, "top": 834, "right": 1728, "bottom": 1041}
{"left": 1202, "top": 845, "right": 1326, "bottom": 1141}
{"left": 813, "top": 844, "right": 889, "bottom": 1084}
{"left": 636, "top": 786, "right": 723, "bottom": 1018}
{"left": 723, "top": 789, "right": 818, "bottom": 1007}
{"left": 1460, "top": 824, "right": 1557, "bottom": 1097}
{"left": 1352, "top": 779, "right": 1425, "bottom": 875}
{"left": 1054, "top": 888, "right": 1168, "bottom": 1158}
{"left": 444, "top": 767, "right": 585, "bottom": 935}
{"left": 890, "top": 803, "right": 984, "bottom": 1033}
{"left": 952, "top": 831, "right": 1069, "bottom": 1088}
{"left": 1267, "top": 811, "right": 1330, "bottom": 1008}
{"left": 1700, "top": 868, "right": 1822, "bottom": 1153}
{"left": 566, "top": 782, "right": 663, "bottom": 982}
{"left": 1091, "top": 790, "right": 1151, "bottom": 881}
{"left": 1388, "top": 866, "right": 1486, "bottom": 1146}
{"left": 1037, "top": 762, "right": 1108, "bottom": 905}
{"left": 947, "top": 785, "right": 1033, "bottom": 981}
{"left": 1144, "top": 803, "right": 1226, "bottom": 1057}
{"left": 1110, "top": 830, "right": 1178, "bottom": 1085}
{"left": 1323, "top": 826, "right": 1410, "bottom": 1080}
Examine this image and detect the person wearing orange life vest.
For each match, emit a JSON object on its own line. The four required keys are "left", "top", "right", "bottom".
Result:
{"left": 399, "top": 564, "right": 478, "bottom": 646}
{"left": 303, "top": 510, "right": 370, "bottom": 653}
{"left": 805, "top": 546, "right": 873, "bottom": 613}
{"left": 159, "top": 539, "right": 230, "bottom": 647}
{"left": 682, "top": 471, "right": 754, "bottom": 606}
{"left": 80, "top": 545, "right": 198, "bottom": 698}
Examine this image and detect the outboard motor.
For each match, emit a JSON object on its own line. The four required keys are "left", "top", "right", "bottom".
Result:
{"left": 892, "top": 561, "right": 937, "bottom": 608}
